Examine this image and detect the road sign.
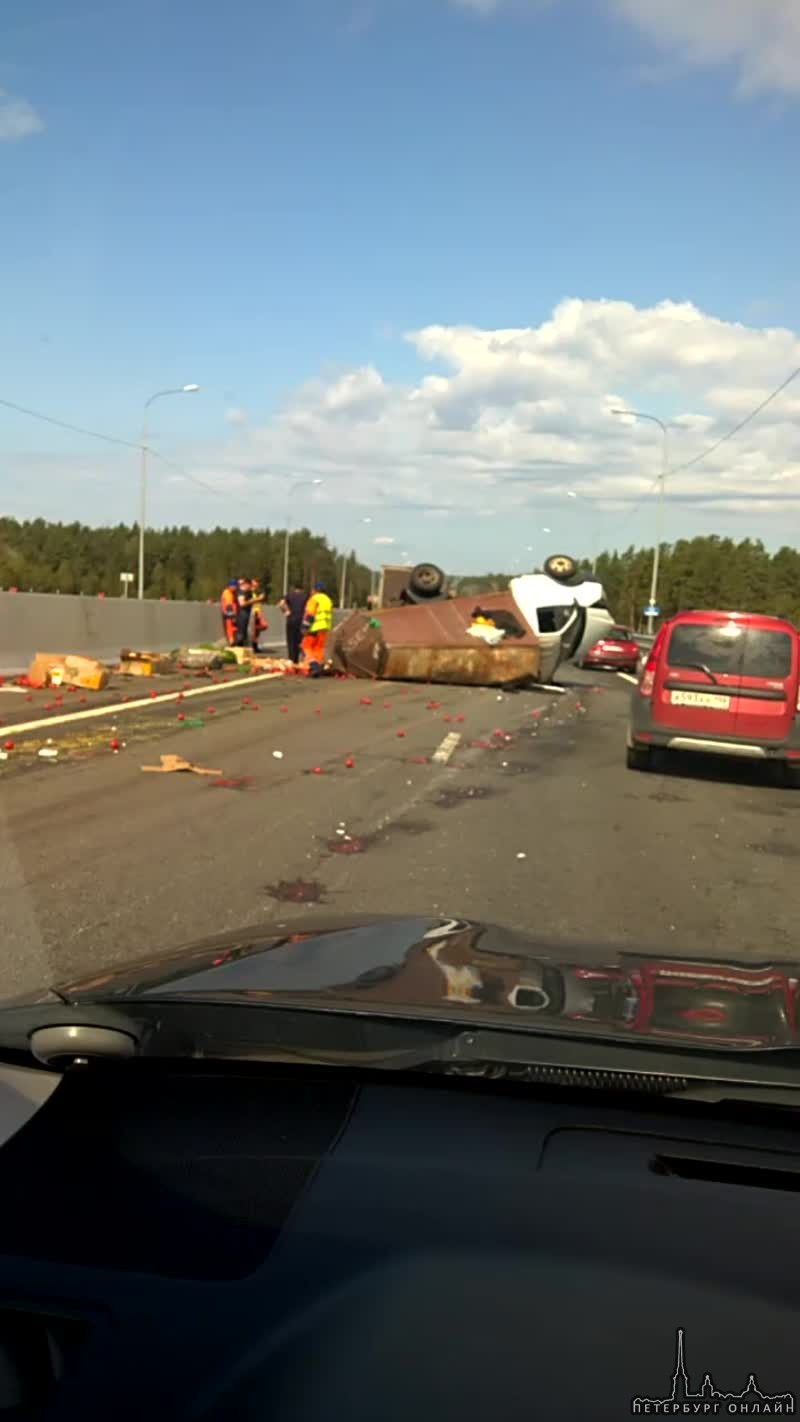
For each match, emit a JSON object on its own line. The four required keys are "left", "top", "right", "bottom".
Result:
{"left": 644, "top": 604, "right": 660, "bottom": 618}
{"left": 120, "top": 572, "right": 134, "bottom": 583}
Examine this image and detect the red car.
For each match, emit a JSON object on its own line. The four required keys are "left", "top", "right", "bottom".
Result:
{"left": 579, "top": 626, "right": 639, "bottom": 673}
{"left": 627, "top": 609, "right": 800, "bottom": 781}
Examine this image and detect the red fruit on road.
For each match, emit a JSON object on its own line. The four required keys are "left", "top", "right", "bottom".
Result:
{"left": 177, "top": 713, "right": 186, "bottom": 722}
{"left": 345, "top": 757, "right": 355, "bottom": 768}
{"left": 149, "top": 690, "right": 158, "bottom": 699}
{"left": 242, "top": 697, "right": 251, "bottom": 705}
{"left": 3, "top": 740, "right": 14, "bottom": 751}
{"left": 443, "top": 715, "right": 452, "bottom": 722}
{"left": 280, "top": 705, "right": 288, "bottom": 713}
{"left": 396, "top": 730, "right": 406, "bottom": 738}
{"left": 457, "top": 715, "right": 465, "bottom": 722}
{"left": 207, "top": 706, "right": 217, "bottom": 715}
{"left": 109, "top": 738, "right": 121, "bottom": 751}
{"left": 311, "top": 766, "right": 324, "bottom": 775}
{"left": 360, "top": 697, "right": 373, "bottom": 705}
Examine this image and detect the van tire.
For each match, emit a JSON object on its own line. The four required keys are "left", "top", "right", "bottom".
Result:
{"left": 626, "top": 744, "right": 652, "bottom": 772}
{"left": 408, "top": 563, "right": 446, "bottom": 599}
{"left": 782, "top": 763, "right": 800, "bottom": 789}
{"left": 543, "top": 554, "right": 578, "bottom": 584}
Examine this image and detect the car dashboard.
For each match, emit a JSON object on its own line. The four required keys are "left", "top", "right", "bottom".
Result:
{"left": 0, "top": 1058, "right": 797, "bottom": 1420}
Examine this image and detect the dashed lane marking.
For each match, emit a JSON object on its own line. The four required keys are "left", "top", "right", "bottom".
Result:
{"left": 617, "top": 672, "right": 638, "bottom": 685}
{"left": 432, "top": 731, "right": 462, "bottom": 764}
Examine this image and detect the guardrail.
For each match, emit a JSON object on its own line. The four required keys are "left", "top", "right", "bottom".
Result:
{"left": 0, "top": 593, "right": 352, "bottom": 673}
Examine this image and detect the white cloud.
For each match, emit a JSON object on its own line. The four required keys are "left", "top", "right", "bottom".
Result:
{"left": 180, "top": 296, "right": 800, "bottom": 540}
{"left": 0, "top": 91, "right": 44, "bottom": 142}
{"left": 373, "top": 535, "right": 396, "bottom": 545}
{"left": 224, "top": 407, "right": 248, "bottom": 426}
{"left": 6, "top": 297, "right": 800, "bottom": 559}
{"left": 611, "top": 0, "right": 800, "bottom": 96}
{"left": 448, "top": 0, "right": 800, "bottom": 97}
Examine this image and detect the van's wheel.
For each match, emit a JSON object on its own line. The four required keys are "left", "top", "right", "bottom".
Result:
{"left": 543, "top": 553, "right": 578, "bottom": 584}
{"left": 782, "top": 763, "right": 800, "bottom": 789}
{"left": 408, "top": 562, "right": 446, "bottom": 599}
{"left": 626, "top": 744, "right": 652, "bottom": 772}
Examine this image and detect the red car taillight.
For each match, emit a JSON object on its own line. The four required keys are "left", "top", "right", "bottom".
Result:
{"left": 639, "top": 625, "right": 667, "bottom": 697}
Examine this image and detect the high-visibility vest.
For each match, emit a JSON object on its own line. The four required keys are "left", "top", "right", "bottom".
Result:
{"left": 306, "top": 592, "right": 333, "bottom": 633}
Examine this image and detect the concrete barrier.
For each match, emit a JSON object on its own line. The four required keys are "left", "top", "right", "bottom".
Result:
{"left": 0, "top": 593, "right": 351, "bottom": 673}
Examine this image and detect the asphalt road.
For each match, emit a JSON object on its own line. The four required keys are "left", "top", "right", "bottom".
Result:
{"left": 1, "top": 666, "right": 797, "bottom": 999}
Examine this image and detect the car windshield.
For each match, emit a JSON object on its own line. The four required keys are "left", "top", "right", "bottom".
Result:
{"left": 2, "top": 1, "right": 800, "bottom": 1078}
{"left": 667, "top": 625, "right": 793, "bottom": 679}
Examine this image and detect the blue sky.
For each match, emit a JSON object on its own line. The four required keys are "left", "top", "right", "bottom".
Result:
{"left": 2, "top": 0, "right": 799, "bottom": 572}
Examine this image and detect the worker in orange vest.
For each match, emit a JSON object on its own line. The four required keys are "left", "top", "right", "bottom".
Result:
{"left": 301, "top": 582, "right": 334, "bottom": 677}
{"left": 220, "top": 580, "right": 239, "bottom": 645}
{"left": 248, "top": 578, "right": 268, "bottom": 653}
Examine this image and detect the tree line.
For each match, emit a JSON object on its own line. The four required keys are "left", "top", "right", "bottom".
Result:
{"left": 3, "top": 523, "right": 798, "bottom": 627}
{"left": 452, "top": 538, "right": 800, "bottom": 629}
{"left": 592, "top": 538, "right": 800, "bottom": 630}
{"left": 0, "top": 518, "right": 374, "bottom": 605}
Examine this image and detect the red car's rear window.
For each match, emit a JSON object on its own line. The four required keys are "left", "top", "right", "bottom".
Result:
{"left": 666, "top": 623, "right": 793, "bottom": 679}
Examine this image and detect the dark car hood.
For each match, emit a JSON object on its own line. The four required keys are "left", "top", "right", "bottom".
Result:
{"left": 49, "top": 915, "right": 800, "bottom": 1052}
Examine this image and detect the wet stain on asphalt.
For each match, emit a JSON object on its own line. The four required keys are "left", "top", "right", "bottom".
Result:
{"left": 389, "top": 818, "right": 434, "bottom": 836}
{"left": 747, "top": 841, "right": 799, "bottom": 859}
{"left": 435, "top": 784, "right": 498, "bottom": 809}
{"left": 265, "top": 879, "right": 327, "bottom": 903}
{"left": 739, "top": 803, "right": 788, "bottom": 818}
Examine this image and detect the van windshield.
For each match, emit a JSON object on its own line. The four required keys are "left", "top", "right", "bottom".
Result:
{"left": 667, "top": 624, "right": 793, "bottom": 679}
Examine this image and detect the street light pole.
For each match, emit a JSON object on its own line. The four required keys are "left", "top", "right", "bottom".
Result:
{"left": 612, "top": 409, "right": 669, "bottom": 634}
{"left": 138, "top": 384, "right": 199, "bottom": 600}
{"left": 282, "top": 479, "right": 322, "bottom": 595}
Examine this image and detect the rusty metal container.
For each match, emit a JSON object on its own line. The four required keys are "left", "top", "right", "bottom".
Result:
{"left": 330, "top": 592, "right": 561, "bottom": 686}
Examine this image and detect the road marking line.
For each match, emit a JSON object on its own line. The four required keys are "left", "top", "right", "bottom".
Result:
{"left": 432, "top": 731, "right": 461, "bottom": 764}
{"left": 617, "top": 672, "right": 638, "bottom": 685}
{"left": 2, "top": 672, "right": 285, "bottom": 736}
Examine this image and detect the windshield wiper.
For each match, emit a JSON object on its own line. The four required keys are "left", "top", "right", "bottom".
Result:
{"left": 677, "top": 661, "right": 719, "bottom": 685}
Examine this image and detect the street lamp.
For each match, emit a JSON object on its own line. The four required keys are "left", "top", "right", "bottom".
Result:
{"left": 566, "top": 490, "right": 598, "bottom": 575}
{"left": 282, "top": 479, "right": 323, "bottom": 594}
{"left": 612, "top": 408, "right": 669, "bottom": 634}
{"left": 138, "top": 384, "right": 199, "bottom": 600}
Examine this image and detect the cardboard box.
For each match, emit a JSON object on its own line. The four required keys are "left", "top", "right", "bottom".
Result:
{"left": 28, "top": 653, "right": 109, "bottom": 692}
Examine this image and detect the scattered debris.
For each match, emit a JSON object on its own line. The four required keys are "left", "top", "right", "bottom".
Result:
{"left": 141, "top": 754, "right": 222, "bottom": 776}
{"left": 28, "top": 653, "right": 109, "bottom": 692}
{"left": 272, "top": 750, "right": 284, "bottom": 759}
{"left": 326, "top": 835, "right": 373, "bottom": 854}
{"left": 118, "top": 649, "right": 178, "bottom": 678}
{"left": 38, "top": 747, "right": 59, "bottom": 760}
{"left": 516, "top": 852, "right": 527, "bottom": 860}
{"left": 265, "top": 879, "right": 326, "bottom": 904}
{"left": 209, "top": 777, "right": 255, "bottom": 791}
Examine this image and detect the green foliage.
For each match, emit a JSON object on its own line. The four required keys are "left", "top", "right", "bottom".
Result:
{"left": 595, "top": 537, "right": 800, "bottom": 629}
{"left": 0, "top": 517, "right": 373, "bottom": 606}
